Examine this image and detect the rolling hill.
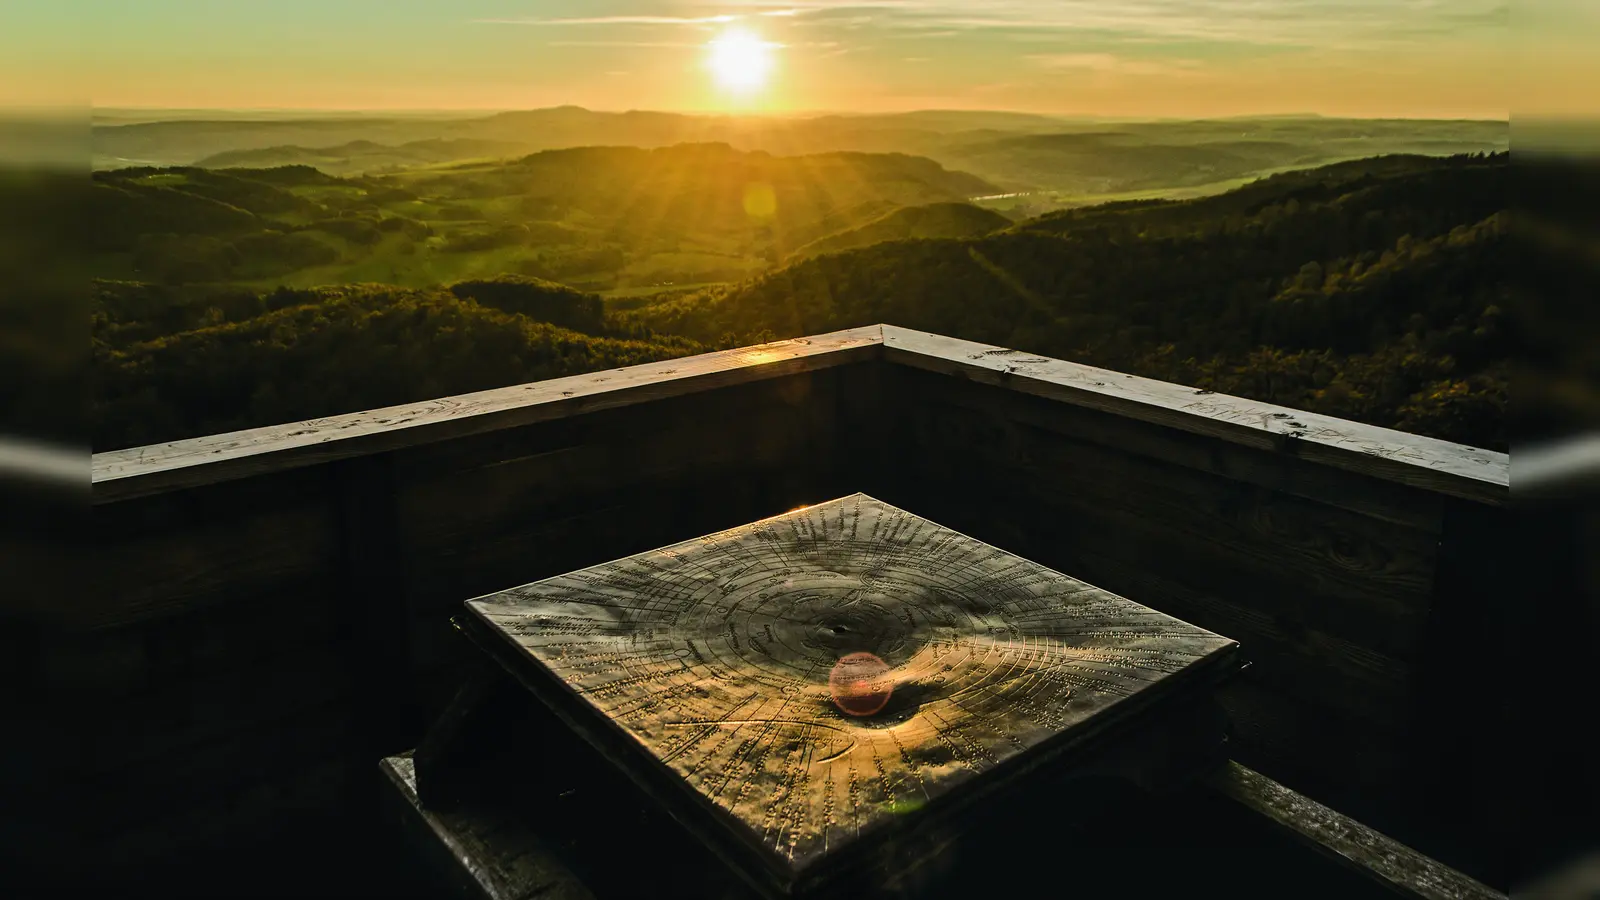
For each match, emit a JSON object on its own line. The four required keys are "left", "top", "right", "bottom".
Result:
{"left": 89, "top": 144, "right": 1000, "bottom": 292}
{"left": 932, "top": 117, "right": 1507, "bottom": 198}
{"left": 94, "top": 107, "right": 1507, "bottom": 215}
{"left": 91, "top": 278, "right": 707, "bottom": 451}
{"left": 195, "top": 139, "right": 528, "bottom": 174}
{"left": 627, "top": 152, "right": 1510, "bottom": 449}
{"left": 787, "top": 203, "right": 1011, "bottom": 262}
{"left": 89, "top": 151, "right": 1512, "bottom": 453}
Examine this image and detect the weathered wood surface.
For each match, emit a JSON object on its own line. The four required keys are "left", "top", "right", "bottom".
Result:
{"left": 910, "top": 369, "right": 1448, "bottom": 531}
{"left": 388, "top": 743, "right": 1483, "bottom": 900}
{"left": 881, "top": 326, "right": 1508, "bottom": 505}
{"left": 83, "top": 465, "right": 341, "bottom": 630}
{"left": 1208, "top": 761, "right": 1507, "bottom": 900}
{"left": 391, "top": 372, "right": 841, "bottom": 601}
{"left": 91, "top": 325, "right": 884, "bottom": 503}
{"left": 75, "top": 370, "right": 856, "bottom": 876}
{"left": 464, "top": 494, "right": 1239, "bottom": 896}
{"left": 879, "top": 375, "right": 1436, "bottom": 708}
{"left": 867, "top": 362, "right": 1512, "bottom": 885}
{"left": 73, "top": 325, "right": 1516, "bottom": 886}
{"left": 92, "top": 322, "right": 1510, "bottom": 507}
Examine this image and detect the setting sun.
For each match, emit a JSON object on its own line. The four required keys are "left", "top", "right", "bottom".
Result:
{"left": 706, "top": 28, "right": 775, "bottom": 96}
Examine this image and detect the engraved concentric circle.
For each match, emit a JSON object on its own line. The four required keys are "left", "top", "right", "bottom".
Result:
{"left": 468, "top": 494, "right": 1238, "bottom": 875}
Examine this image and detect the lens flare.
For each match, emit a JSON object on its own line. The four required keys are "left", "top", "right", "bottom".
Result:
{"left": 829, "top": 651, "right": 893, "bottom": 717}
{"left": 743, "top": 182, "right": 777, "bottom": 218}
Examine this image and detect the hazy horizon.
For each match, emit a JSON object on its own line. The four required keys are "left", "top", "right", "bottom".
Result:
{"left": 88, "top": 105, "right": 1506, "bottom": 123}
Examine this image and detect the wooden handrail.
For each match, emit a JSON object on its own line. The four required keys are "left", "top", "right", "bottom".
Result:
{"left": 881, "top": 326, "right": 1508, "bottom": 506}
{"left": 91, "top": 323, "right": 1508, "bottom": 507}
{"left": 90, "top": 326, "right": 885, "bottom": 504}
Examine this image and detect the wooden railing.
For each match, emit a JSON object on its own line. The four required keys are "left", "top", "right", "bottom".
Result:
{"left": 78, "top": 324, "right": 1510, "bottom": 890}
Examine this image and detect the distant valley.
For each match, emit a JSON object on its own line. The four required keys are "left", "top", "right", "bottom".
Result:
{"left": 89, "top": 107, "right": 1510, "bottom": 456}
{"left": 93, "top": 107, "right": 1507, "bottom": 216}
{"left": 93, "top": 146, "right": 1509, "bottom": 455}
{"left": 91, "top": 143, "right": 996, "bottom": 295}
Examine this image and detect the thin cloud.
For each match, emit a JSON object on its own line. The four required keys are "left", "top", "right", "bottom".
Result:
{"left": 724, "top": 0, "right": 1510, "bottom": 48}
{"left": 1028, "top": 52, "right": 1204, "bottom": 76}
{"left": 475, "top": 0, "right": 1505, "bottom": 72}
{"left": 475, "top": 15, "right": 738, "bottom": 26}
{"left": 547, "top": 41, "right": 702, "bottom": 48}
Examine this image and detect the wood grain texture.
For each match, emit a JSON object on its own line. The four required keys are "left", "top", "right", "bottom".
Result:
{"left": 873, "top": 360, "right": 1509, "bottom": 883}
{"left": 91, "top": 326, "right": 884, "bottom": 504}
{"left": 1207, "top": 761, "right": 1507, "bottom": 900}
{"left": 74, "top": 323, "right": 1513, "bottom": 887}
{"left": 392, "top": 376, "right": 831, "bottom": 555}
{"left": 393, "top": 376, "right": 845, "bottom": 647}
{"left": 872, "top": 477, "right": 1418, "bottom": 736}
{"left": 84, "top": 467, "right": 341, "bottom": 630}
{"left": 463, "top": 494, "right": 1239, "bottom": 896}
{"left": 886, "top": 393, "right": 1439, "bottom": 656}
{"left": 903, "top": 367, "right": 1446, "bottom": 532}
{"left": 881, "top": 326, "right": 1508, "bottom": 506}
{"left": 864, "top": 402, "right": 1440, "bottom": 844}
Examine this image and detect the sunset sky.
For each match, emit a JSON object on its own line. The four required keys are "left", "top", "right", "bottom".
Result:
{"left": 15, "top": 0, "right": 1543, "bottom": 118}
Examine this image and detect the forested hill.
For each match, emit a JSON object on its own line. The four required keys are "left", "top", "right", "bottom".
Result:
{"left": 787, "top": 202, "right": 1011, "bottom": 262}
{"left": 91, "top": 277, "right": 714, "bottom": 451}
{"left": 90, "top": 152, "right": 1511, "bottom": 454}
{"left": 89, "top": 145, "right": 1001, "bottom": 292}
{"left": 628, "top": 153, "right": 1510, "bottom": 449}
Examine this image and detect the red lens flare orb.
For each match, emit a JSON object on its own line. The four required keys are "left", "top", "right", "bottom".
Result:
{"left": 829, "top": 651, "right": 893, "bottom": 717}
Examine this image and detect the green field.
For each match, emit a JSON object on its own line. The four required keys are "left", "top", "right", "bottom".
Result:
{"left": 89, "top": 110, "right": 1507, "bottom": 301}
{"left": 90, "top": 143, "right": 1003, "bottom": 295}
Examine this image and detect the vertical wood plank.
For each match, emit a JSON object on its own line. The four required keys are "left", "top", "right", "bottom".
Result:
{"left": 1411, "top": 499, "right": 1513, "bottom": 889}
{"left": 836, "top": 354, "right": 887, "bottom": 494}
{"left": 333, "top": 453, "right": 421, "bottom": 760}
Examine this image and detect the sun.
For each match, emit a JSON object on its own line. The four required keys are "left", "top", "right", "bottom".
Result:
{"left": 707, "top": 28, "right": 775, "bottom": 95}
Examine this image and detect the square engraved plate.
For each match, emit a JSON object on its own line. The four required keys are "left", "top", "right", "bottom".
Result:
{"left": 462, "top": 494, "right": 1239, "bottom": 897}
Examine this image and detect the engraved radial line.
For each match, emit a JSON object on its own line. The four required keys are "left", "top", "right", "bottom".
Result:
{"left": 667, "top": 547, "right": 745, "bottom": 586}
{"left": 459, "top": 494, "right": 1239, "bottom": 882}
{"left": 659, "top": 692, "right": 761, "bottom": 765}
{"left": 754, "top": 529, "right": 798, "bottom": 571}
{"left": 711, "top": 659, "right": 815, "bottom": 802}
{"left": 887, "top": 728, "right": 930, "bottom": 801}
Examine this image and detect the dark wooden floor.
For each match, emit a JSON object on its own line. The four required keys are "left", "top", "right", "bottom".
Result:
{"left": 369, "top": 688, "right": 1398, "bottom": 900}
{"left": 35, "top": 689, "right": 1430, "bottom": 900}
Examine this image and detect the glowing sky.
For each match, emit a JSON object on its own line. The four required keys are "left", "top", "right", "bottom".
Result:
{"left": 11, "top": 0, "right": 1544, "bottom": 117}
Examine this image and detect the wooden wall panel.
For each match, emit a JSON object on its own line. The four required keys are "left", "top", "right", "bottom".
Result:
{"left": 72, "top": 369, "right": 853, "bottom": 884}
{"left": 71, "top": 336, "right": 1511, "bottom": 890}
{"left": 874, "top": 363, "right": 1509, "bottom": 887}
{"left": 391, "top": 372, "right": 847, "bottom": 731}
{"left": 83, "top": 467, "right": 342, "bottom": 630}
